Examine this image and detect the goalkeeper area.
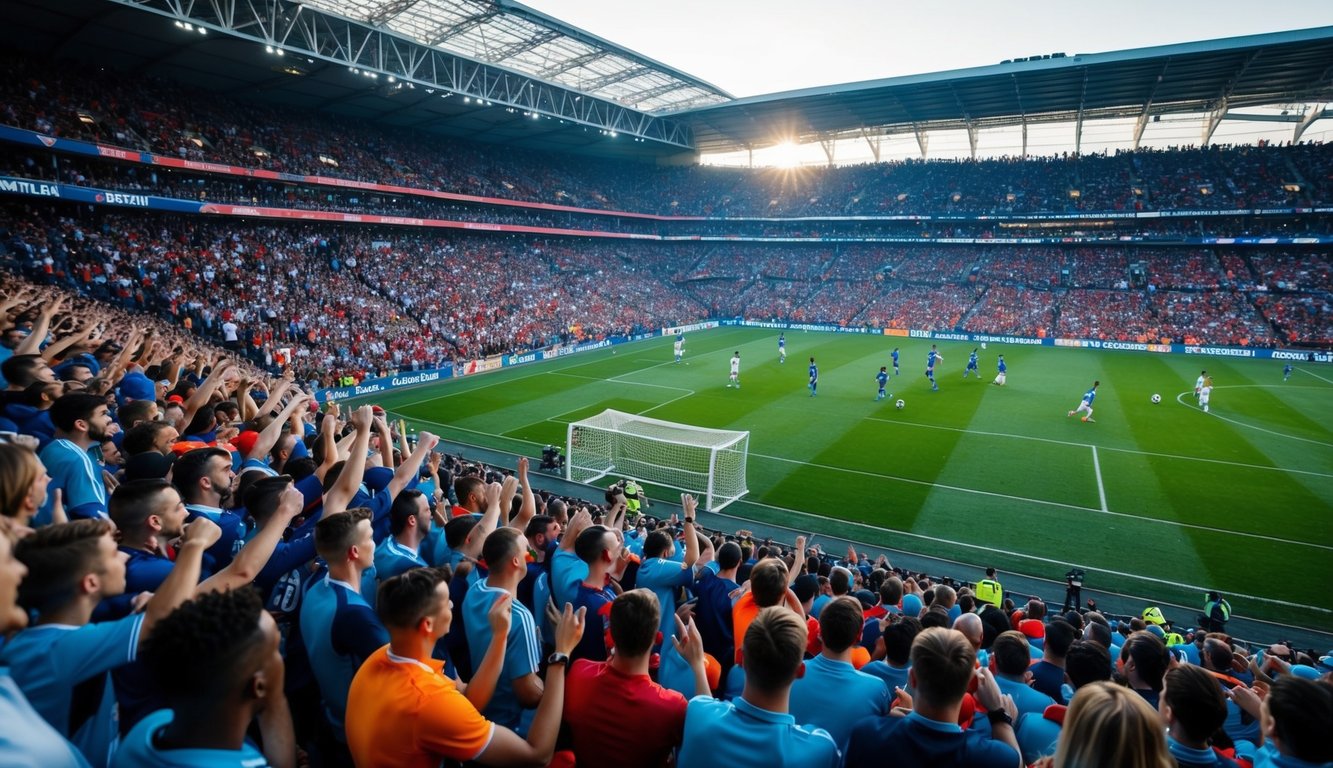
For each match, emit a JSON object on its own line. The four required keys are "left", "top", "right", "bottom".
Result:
{"left": 565, "top": 409, "right": 749, "bottom": 511}
{"left": 369, "top": 326, "right": 1333, "bottom": 632}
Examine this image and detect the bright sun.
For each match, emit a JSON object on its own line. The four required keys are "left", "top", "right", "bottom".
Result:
{"left": 770, "top": 141, "right": 800, "bottom": 168}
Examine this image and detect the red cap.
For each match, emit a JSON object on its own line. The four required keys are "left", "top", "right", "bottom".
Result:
{"left": 232, "top": 430, "right": 261, "bottom": 458}
{"left": 166, "top": 394, "right": 185, "bottom": 405}
{"left": 1019, "top": 619, "right": 1046, "bottom": 639}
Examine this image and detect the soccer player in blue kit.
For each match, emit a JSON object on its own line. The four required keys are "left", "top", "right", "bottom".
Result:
{"left": 993, "top": 355, "right": 1007, "bottom": 386}
{"left": 1283, "top": 363, "right": 1293, "bottom": 381}
{"left": 891, "top": 347, "right": 900, "bottom": 376}
{"left": 808, "top": 357, "right": 819, "bottom": 396}
{"left": 875, "top": 367, "right": 890, "bottom": 401}
{"left": 963, "top": 348, "right": 980, "bottom": 379}
{"left": 778, "top": 332, "right": 786, "bottom": 363}
{"left": 926, "top": 345, "right": 942, "bottom": 391}
{"left": 1069, "top": 381, "right": 1100, "bottom": 423}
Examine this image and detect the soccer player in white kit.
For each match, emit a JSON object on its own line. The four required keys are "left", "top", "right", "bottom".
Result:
{"left": 674, "top": 337, "right": 684, "bottom": 363}
{"left": 1199, "top": 377, "right": 1213, "bottom": 413}
{"left": 1194, "top": 370, "right": 1206, "bottom": 399}
{"left": 728, "top": 351, "right": 741, "bottom": 388}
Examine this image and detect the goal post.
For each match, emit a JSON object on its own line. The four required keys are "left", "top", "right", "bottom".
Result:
{"left": 566, "top": 409, "right": 749, "bottom": 511}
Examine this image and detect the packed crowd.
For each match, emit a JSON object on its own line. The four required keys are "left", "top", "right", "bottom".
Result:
{"left": 3, "top": 204, "right": 1324, "bottom": 367}
{"left": 0, "top": 294, "right": 1329, "bottom": 768}
{"left": 3, "top": 54, "right": 1331, "bottom": 219}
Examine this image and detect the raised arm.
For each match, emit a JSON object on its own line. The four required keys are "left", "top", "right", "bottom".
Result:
{"left": 509, "top": 457, "right": 536, "bottom": 532}
{"left": 198, "top": 484, "right": 304, "bottom": 593}
{"left": 322, "top": 406, "right": 374, "bottom": 517}
{"left": 14, "top": 295, "right": 65, "bottom": 356}
{"left": 383, "top": 430, "right": 438, "bottom": 500}
{"left": 681, "top": 494, "right": 700, "bottom": 570}
{"left": 247, "top": 394, "right": 311, "bottom": 463}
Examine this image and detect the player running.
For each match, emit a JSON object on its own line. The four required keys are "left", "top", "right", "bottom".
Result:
{"left": 963, "top": 348, "right": 980, "bottom": 379}
{"left": 674, "top": 335, "right": 684, "bottom": 363}
{"left": 1283, "top": 363, "right": 1293, "bottom": 381}
{"left": 993, "top": 354, "right": 1007, "bottom": 386}
{"left": 1194, "top": 370, "right": 1206, "bottom": 400}
{"left": 891, "top": 347, "right": 900, "bottom": 376}
{"left": 778, "top": 332, "right": 786, "bottom": 363}
{"left": 875, "top": 366, "right": 890, "bottom": 401}
{"left": 1068, "top": 381, "right": 1100, "bottom": 423}
{"left": 808, "top": 357, "right": 819, "bottom": 396}
{"left": 1199, "top": 376, "right": 1213, "bottom": 413}
{"left": 727, "top": 351, "right": 741, "bottom": 388}
{"left": 926, "top": 345, "right": 942, "bottom": 391}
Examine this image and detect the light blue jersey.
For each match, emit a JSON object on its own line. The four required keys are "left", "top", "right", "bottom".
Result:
{"left": 891, "top": 348, "right": 900, "bottom": 373}
{"left": 1083, "top": 387, "right": 1097, "bottom": 405}
{"left": 808, "top": 361, "right": 819, "bottom": 396}
{"left": 114, "top": 709, "right": 268, "bottom": 767}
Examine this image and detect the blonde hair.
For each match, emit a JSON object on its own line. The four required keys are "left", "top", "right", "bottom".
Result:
{"left": 1055, "top": 681, "right": 1173, "bottom": 768}
{"left": 0, "top": 442, "right": 43, "bottom": 520}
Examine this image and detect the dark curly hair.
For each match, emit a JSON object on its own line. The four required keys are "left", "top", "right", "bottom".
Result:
{"left": 142, "top": 588, "right": 266, "bottom": 699}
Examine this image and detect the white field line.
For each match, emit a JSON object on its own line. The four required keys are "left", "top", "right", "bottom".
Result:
{"left": 1173, "top": 389, "right": 1333, "bottom": 448}
{"left": 1298, "top": 367, "right": 1333, "bottom": 385}
{"left": 748, "top": 451, "right": 1333, "bottom": 552}
{"left": 1092, "top": 446, "right": 1108, "bottom": 513}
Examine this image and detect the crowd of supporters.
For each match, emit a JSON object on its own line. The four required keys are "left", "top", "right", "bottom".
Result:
{"left": 0, "top": 284, "right": 1329, "bottom": 766}
{"left": 3, "top": 54, "right": 1331, "bottom": 219}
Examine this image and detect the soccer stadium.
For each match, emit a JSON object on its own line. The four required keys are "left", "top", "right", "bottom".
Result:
{"left": 0, "top": 0, "right": 1331, "bottom": 765}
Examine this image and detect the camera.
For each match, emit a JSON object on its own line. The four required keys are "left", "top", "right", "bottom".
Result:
{"left": 1065, "top": 568, "right": 1084, "bottom": 587}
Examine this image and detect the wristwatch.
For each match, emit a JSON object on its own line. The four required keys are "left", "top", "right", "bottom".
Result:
{"left": 683, "top": 517, "right": 695, "bottom": 524}
{"left": 546, "top": 652, "right": 570, "bottom": 667}
{"left": 986, "top": 708, "right": 1014, "bottom": 727}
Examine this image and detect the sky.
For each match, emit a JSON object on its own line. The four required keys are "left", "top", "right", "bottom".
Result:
{"left": 519, "top": 1, "right": 1333, "bottom": 163}
{"left": 520, "top": 0, "right": 1333, "bottom": 98}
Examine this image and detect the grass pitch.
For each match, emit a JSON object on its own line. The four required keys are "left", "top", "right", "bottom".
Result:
{"left": 369, "top": 327, "right": 1333, "bottom": 631}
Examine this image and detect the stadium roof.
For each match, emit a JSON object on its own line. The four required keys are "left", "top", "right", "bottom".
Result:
{"left": 295, "top": 0, "right": 733, "bottom": 113}
{"left": 1, "top": 0, "right": 1331, "bottom": 162}
{"left": 677, "top": 26, "right": 1333, "bottom": 154}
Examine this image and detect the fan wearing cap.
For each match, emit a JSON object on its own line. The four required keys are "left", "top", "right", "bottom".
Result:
{"left": 233, "top": 393, "right": 313, "bottom": 478}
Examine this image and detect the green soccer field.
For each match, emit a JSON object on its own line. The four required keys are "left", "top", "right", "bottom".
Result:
{"left": 366, "top": 327, "right": 1333, "bottom": 632}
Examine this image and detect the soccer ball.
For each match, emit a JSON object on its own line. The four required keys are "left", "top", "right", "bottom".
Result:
{"left": 1151, "top": 394, "right": 1161, "bottom": 404}
{"left": 895, "top": 399, "right": 905, "bottom": 409}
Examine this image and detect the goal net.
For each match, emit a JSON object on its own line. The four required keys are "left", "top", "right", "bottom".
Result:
{"left": 566, "top": 409, "right": 749, "bottom": 511}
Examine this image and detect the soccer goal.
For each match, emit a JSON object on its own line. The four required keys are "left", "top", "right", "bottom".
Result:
{"left": 566, "top": 409, "right": 749, "bottom": 511}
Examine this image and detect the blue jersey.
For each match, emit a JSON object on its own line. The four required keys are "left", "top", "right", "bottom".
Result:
{"left": 997, "top": 359, "right": 1007, "bottom": 373}
{"left": 927, "top": 351, "right": 939, "bottom": 370}
{"left": 891, "top": 350, "right": 899, "bottom": 364}
{"left": 778, "top": 335, "right": 785, "bottom": 348}
{"left": 968, "top": 352, "right": 978, "bottom": 368}
{"left": 876, "top": 371, "right": 888, "bottom": 389}
{"left": 808, "top": 363, "right": 818, "bottom": 382}
{"left": 300, "top": 576, "right": 389, "bottom": 734}
{"left": 1284, "top": 364, "right": 1293, "bottom": 374}
{"left": 1082, "top": 388, "right": 1097, "bottom": 405}
{"left": 115, "top": 709, "right": 267, "bottom": 768}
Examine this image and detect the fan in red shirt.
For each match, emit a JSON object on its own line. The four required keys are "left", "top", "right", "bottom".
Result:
{"left": 562, "top": 589, "right": 711, "bottom": 768}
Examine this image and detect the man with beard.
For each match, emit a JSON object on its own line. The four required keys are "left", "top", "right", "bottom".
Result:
{"left": 171, "top": 447, "right": 249, "bottom": 574}
{"left": 39, "top": 393, "right": 114, "bottom": 520}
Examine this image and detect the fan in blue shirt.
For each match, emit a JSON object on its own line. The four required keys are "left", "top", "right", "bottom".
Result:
{"left": 634, "top": 508, "right": 699, "bottom": 647}
{"left": 789, "top": 597, "right": 892, "bottom": 751}
{"left": 845, "top": 627, "right": 1019, "bottom": 768}
{"left": 114, "top": 589, "right": 289, "bottom": 768}
{"left": 4, "top": 515, "right": 215, "bottom": 768}
{"left": 678, "top": 607, "right": 838, "bottom": 768}
{"left": 300, "top": 510, "right": 389, "bottom": 744}
{"left": 462, "top": 528, "right": 543, "bottom": 731}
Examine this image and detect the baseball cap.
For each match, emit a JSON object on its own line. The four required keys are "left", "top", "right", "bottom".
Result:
{"left": 1290, "top": 664, "right": 1321, "bottom": 681}
{"left": 166, "top": 394, "right": 185, "bottom": 405}
{"left": 852, "top": 589, "right": 877, "bottom": 609}
{"left": 117, "top": 372, "right": 156, "bottom": 403}
{"left": 1019, "top": 618, "right": 1046, "bottom": 640}
{"left": 232, "top": 430, "right": 261, "bottom": 458}
{"left": 900, "top": 593, "right": 923, "bottom": 617}
{"left": 1145, "top": 624, "right": 1166, "bottom": 640}
{"left": 1316, "top": 653, "right": 1333, "bottom": 673}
